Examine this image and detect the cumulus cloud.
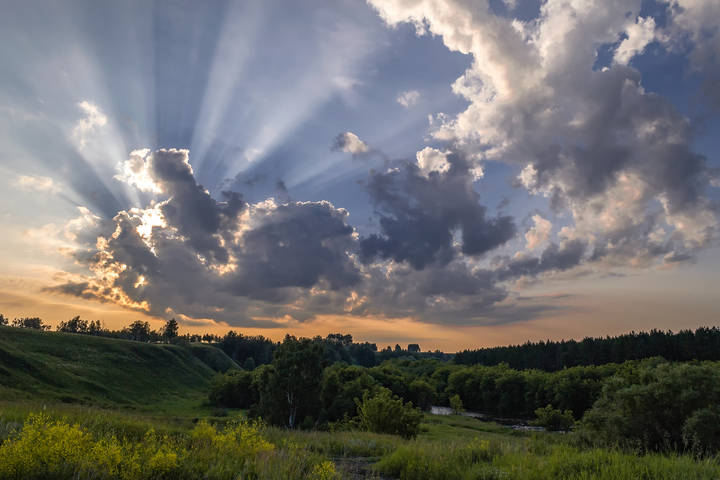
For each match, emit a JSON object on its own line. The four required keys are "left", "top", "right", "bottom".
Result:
{"left": 360, "top": 151, "right": 516, "bottom": 269}
{"left": 368, "top": 0, "right": 719, "bottom": 269}
{"left": 49, "top": 149, "right": 362, "bottom": 326}
{"left": 396, "top": 89, "right": 420, "bottom": 107}
{"left": 332, "top": 131, "right": 369, "bottom": 155}
{"left": 665, "top": 0, "right": 720, "bottom": 108}
{"left": 614, "top": 16, "right": 657, "bottom": 65}
{"left": 48, "top": 148, "right": 561, "bottom": 328}
{"left": 416, "top": 147, "right": 450, "bottom": 176}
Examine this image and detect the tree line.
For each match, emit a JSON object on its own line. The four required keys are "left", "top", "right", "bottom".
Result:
{"left": 454, "top": 327, "right": 720, "bottom": 371}
{"left": 0, "top": 313, "right": 444, "bottom": 369}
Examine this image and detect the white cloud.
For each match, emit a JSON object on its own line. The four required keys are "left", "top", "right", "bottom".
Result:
{"left": 114, "top": 148, "right": 163, "bottom": 194}
{"left": 333, "top": 131, "right": 369, "bottom": 155}
{"left": 614, "top": 17, "right": 656, "bottom": 65}
{"left": 525, "top": 215, "right": 552, "bottom": 251}
{"left": 368, "top": 0, "right": 718, "bottom": 266}
{"left": 416, "top": 147, "right": 450, "bottom": 176}
{"left": 14, "top": 174, "right": 59, "bottom": 194}
{"left": 71, "top": 100, "right": 107, "bottom": 150}
{"left": 396, "top": 89, "right": 420, "bottom": 107}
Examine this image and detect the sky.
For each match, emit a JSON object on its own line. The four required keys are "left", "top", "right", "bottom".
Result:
{"left": 1, "top": 0, "right": 719, "bottom": 351}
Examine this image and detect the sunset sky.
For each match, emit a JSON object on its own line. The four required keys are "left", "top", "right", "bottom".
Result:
{"left": 1, "top": 0, "right": 719, "bottom": 351}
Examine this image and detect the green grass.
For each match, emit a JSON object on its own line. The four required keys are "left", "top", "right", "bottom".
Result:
{"left": 0, "top": 326, "right": 236, "bottom": 408}
{"left": 420, "top": 414, "right": 520, "bottom": 441}
{"left": 374, "top": 433, "right": 720, "bottom": 480}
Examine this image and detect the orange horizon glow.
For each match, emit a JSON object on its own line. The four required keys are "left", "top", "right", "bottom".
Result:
{"left": 2, "top": 270, "right": 719, "bottom": 353}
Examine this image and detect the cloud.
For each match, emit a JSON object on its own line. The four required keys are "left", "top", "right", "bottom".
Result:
{"left": 525, "top": 214, "right": 552, "bottom": 251}
{"left": 332, "top": 131, "right": 370, "bottom": 155}
{"left": 396, "top": 89, "right": 420, "bottom": 107}
{"left": 49, "top": 149, "right": 362, "bottom": 326}
{"left": 48, "top": 148, "right": 559, "bottom": 328}
{"left": 664, "top": 0, "right": 720, "bottom": 109}
{"left": 416, "top": 147, "right": 450, "bottom": 176}
{"left": 499, "top": 239, "right": 588, "bottom": 280}
{"left": 360, "top": 151, "right": 516, "bottom": 269}
{"left": 613, "top": 16, "right": 657, "bottom": 65}
{"left": 368, "top": 0, "right": 719, "bottom": 269}
{"left": 71, "top": 100, "right": 107, "bottom": 150}
{"left": 14, "top": 175, "right": 60, "bottom": 194}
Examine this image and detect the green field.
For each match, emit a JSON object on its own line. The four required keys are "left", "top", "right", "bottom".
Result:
{"left": 1, "top": 326, "right": 719, "bottom": 479}
{"left": 0, "top": 325, "right": 235, "bottom": 408}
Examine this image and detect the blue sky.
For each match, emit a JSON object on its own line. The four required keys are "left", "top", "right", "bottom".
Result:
{"left": 0, "top": 0, "right": 718, "bottom": 350}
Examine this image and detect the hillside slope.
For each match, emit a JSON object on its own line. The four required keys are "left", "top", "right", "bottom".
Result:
{"left": 0, "top": 326, "right": 237, "bottom": 407}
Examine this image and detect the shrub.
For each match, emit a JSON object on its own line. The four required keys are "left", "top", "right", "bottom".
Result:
{"left": 356, "top": 388, "right": 423, "bottom": 439}
{"left": 208, "top": 369, "right": 257, "bottom": 408}
{"left": 532, "top": 404, "right": 574, "bottom": 431}
{"left": 682, "top": 407, "right": 720, "bottom": 455}
{"left": 580, "top": 361, "right": 720, "bottom": 452}
{"left": 450, "top": 394, "right": 464, "bottom": 414}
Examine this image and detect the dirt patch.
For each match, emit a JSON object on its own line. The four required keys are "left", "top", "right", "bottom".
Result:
{"left": 333, "top": 457, "right": 389, "bottom": 479}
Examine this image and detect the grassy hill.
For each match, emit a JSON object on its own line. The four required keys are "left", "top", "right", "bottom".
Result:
{"left": 0, "top": 326, "right": 237, "bottom": 408}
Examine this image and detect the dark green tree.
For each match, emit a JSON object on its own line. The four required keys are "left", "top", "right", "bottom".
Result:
{"left": 208, "top": 370, "right": 257, "bottom": 408}
{"left": 124, "top": 320, "right": 152, "bottom": 342}
{"left": 580, "top": 360, "right": 720, "bottom": 452}
{"left": 257, "top": 335, "right": 325, "bottom": 428}
{"left": 532, "top": 404, "right": 574, "bottom": 431}
{"left": 162, "top": 318, "right": 179, "bottom": 340}
{"left": 408, "top": 379, "right": 436, "bottom": 411}
{"left": 57, "top": 316, "right": 89, "bottom": 334}
{"left": 242, "top": 357, "right": 256, "bottom": 371}
{"left": 12, "top": 317, "right": 49, "bottom": 330}
{"left": 320, "top": 363, "right": 379, "bottom": 422}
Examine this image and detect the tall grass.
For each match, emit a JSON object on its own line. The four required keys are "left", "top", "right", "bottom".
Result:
{"left": 0, "top": 413, "right": 337, "bottom": 480}
{"left": 374, "top": 435, "right": 720, "bottom": 480}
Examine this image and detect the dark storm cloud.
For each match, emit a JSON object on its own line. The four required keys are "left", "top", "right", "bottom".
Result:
{"left": 498, "top": 240, "right": 588, "bottom": 280}
{"left": 360, "top": 151, "right": 516, "bottom": 269}
{"left": 147, "top": 149, "right": 244, "bottom": 264}
{"left": 226, "top": 200, "right": 361, "bottom": 295}
{"left": 50, "top": 149, "right": 362, "bottom": 326}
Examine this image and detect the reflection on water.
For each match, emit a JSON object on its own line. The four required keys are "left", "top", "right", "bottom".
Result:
{"left": 429, "top": 406, "right": 544, "bottom": 431}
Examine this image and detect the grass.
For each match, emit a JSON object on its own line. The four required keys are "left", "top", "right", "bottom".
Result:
{"left": 420, "top": 414, "right": 521, "bottom": 441}
{"left": 374, "top": 433, "right": 720, "bottom": 480}
{"left": 0, "top": 325, "right": 236, "bottom": 408}
{"left": 0, "top": 413, "right": 338, "bottom": 480}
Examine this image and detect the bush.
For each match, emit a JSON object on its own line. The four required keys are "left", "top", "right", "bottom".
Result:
{"left": 450, "top": 394, "right": 464, "bottom": 414}
{"left": 580, "top": 360, "right": 720, "bottom": 452}
{"left": 208, "top": 369, "right": 257, "bottom": 408}
{"left": 682, "top": 407, "right": 720, "bottom": 455}
{"left": 356, "top": 388, "right": 423, "bottom": 439}
{"left": 532, "top": 404, "right": 574, "bottom": 431}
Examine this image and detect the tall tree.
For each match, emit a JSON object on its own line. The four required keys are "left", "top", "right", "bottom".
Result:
{"left": 162, "top": 318, "right": 179, "bottom": 340}
{"left": 257, "top": 335, "right": 325, "bottom": 428}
